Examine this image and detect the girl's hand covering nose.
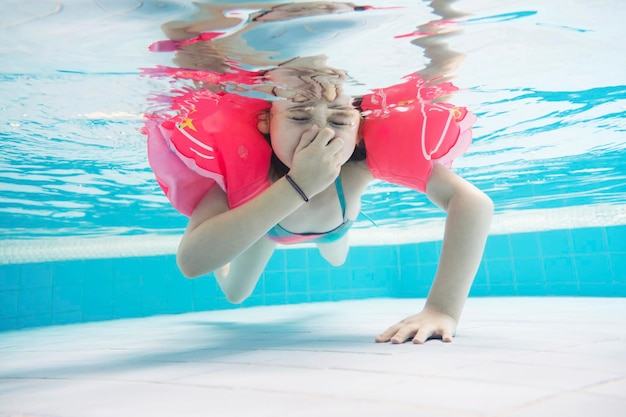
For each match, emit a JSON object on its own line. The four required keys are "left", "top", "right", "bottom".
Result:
{"left": 288, "top": 125, "right": 344, "bottom": 198}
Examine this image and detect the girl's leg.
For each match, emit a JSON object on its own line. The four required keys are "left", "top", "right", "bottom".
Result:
{"left": 215, "top": 237, "right": 277, "bottom": 303}
{"left": 316, "top": 234, "right": 350, "bottom": 266}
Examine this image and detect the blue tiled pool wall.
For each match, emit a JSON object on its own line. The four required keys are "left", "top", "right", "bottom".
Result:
{"left": 1, "top": 225, "right": 625, "bottom": 331}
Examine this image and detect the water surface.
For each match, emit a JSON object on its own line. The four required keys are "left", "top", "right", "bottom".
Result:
{"left": 1, "top": 0, "right": 624, "bottom": 241}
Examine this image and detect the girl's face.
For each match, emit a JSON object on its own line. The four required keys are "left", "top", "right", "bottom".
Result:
{"left": 261, "top": 60, "right": 360, "bottom": 168}
{"left": 268, "top": 93, "right": 361, "bottom": 168}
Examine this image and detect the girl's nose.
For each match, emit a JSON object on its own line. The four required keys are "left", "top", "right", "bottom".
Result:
{"left": 317, "top": 126, "right": 335, "bottom": 136}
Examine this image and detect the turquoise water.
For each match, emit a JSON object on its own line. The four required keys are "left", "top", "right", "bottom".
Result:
{"left": 1, "top": 0, "right": 624, "bottom": 240}
{"left": 0, "top": 0, "right": 625, "bottom": 331}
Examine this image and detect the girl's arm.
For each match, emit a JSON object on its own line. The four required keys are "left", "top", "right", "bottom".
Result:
{"left": 177, "top": 125, "right": 345, "bottom": 278}
{"left": 376, "top": 163, "right": 493, "bottom": 344}
{"left": 176, "top": 176, "right": 306, "bottom": 278}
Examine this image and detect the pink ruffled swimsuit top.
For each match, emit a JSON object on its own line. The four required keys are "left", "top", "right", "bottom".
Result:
{"left": 145, "top": 72, "right": 477, "bottom": 244}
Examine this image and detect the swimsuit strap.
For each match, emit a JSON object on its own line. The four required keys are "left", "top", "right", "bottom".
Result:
{"left": 334, "top": 176, "right": 347, "bottom": 221}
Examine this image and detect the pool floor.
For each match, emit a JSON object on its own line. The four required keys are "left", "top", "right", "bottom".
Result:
{"left": 1, "top": 297, "right": 625, "bottom": 416}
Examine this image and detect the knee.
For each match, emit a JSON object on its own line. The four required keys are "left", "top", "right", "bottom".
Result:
{"left": 317, "top": 237, "right": 350, "bottom": 266}
{"left": 330, "top": 255, "right": 348, "bottom": 267}
{"left": 322, "top": 251, "right": 348, "bottom": 266}
{"left": 225, "top": 293, "right": 247, "bottom": 304}
{"left": 224, "top": 287, "right": 253, "bottom": 304}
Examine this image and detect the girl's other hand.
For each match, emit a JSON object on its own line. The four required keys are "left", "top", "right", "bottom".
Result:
{"left": 375, "top": 308, "right": 458, "bottom": 344}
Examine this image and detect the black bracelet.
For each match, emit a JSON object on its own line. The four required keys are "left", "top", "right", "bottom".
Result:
{"left": 285, "top": 174, "right": 309, "bottom": 202}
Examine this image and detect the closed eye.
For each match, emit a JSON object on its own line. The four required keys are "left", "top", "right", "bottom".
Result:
{"left": 329, "top": 110, "right": 356, "bottom": 127}
{"left": 329, "top": 119, "right": 351, "bottom": 126}
{"left": 288, "top": 114, "right": 311, "bottom": 122}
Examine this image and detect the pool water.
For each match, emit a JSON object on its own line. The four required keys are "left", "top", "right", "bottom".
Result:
{"left": 1, "top": 2, "right": 625, "bottom": 416}
{"left": 0, "top": 0, "right": 625, "bottom": 332}
{"left": 1, "top": 0, "right": 624, "bottom": 241}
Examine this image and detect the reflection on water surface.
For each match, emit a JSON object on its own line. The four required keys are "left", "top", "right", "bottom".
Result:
{"left": 0, "top": 0, "right": 624, "bottom": 239}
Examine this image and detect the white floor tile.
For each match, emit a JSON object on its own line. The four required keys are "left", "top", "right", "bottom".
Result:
{"left": 496, "top": 350, "right": 626, "bottom": 374}
{"left": 582, "top": 378, "right": 626, "bottom": 399}
{"left": 438, "top": 361, "right": 619, "bottom": 390}
{"left": 0, "top": 297, "right": 625, "bottom": 417}
{"left": 503, "top": 392, "right": 626, "bottom": 417}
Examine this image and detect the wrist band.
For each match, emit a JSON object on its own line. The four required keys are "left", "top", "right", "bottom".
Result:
{"left": 285, "top": 175, "right": 309, "bottom": 202}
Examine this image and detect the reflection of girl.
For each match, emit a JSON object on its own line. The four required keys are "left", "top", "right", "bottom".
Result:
{"left": 145, "top": 56, "right": 493, "bottom": 345}
{"left": 250, "top": 2, "right": 368, "bottom": 22}
{"left": 163, "top": 1, "right": 371, "bottom": 40}
{"left": 156, "top": 1, "right": 388, "bottom": 73}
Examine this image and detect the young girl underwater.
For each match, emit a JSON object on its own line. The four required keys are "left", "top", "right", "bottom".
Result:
{"left": 144, "top": 55, "right": 493, "bottom": 344}
{"left": 144, "top": 2, "right": 493, "bottom": 344}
